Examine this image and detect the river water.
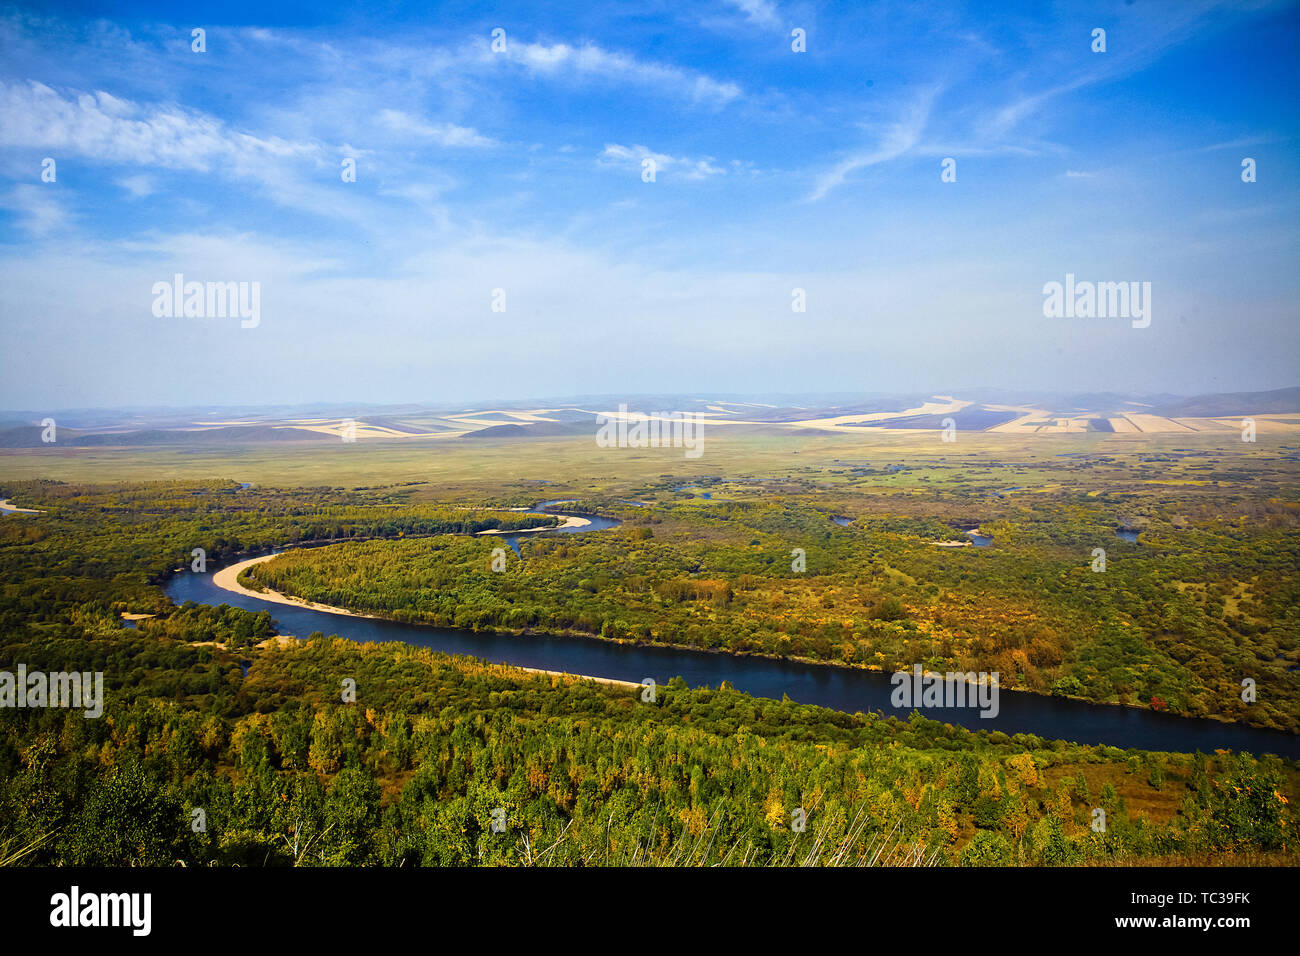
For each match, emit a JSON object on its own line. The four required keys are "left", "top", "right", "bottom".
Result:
{"left": 162, "top": 502, "right": 1299, "bottom": 757}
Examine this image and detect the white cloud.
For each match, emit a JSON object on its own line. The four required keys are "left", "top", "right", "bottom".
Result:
{"left": 116, "top": 174, "right": 155, "bottom": 197}
{"left": 977, "top": 1, "right": 1244, "bottom": 142}
{"left": 0, "top": 184, "right": 67, "bottom": 236}
{"left": 1197, "top": 136, "right": 1275, "bottom": 152}
{"left": 808, "top": 88, "right": 939, "bottom": 201}
{"left": 506, "top": 42, "right": 742, "bottom": 107}
{"left": 600, "top": 143, "right": 726, "bottom": 180}
{"left": 0, "top": 79, "right": 317, "bottom": 174}
{"left": 723, "top": 0, "right": 782, "bottom": 29}
{"left": 0, "top": 78, "right": 407, "bottom": 227}
{"left": 376, "top": 109, "right": 497, "bottom": 148}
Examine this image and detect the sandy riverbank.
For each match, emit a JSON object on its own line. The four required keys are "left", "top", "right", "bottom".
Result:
{"left": 0, "top": 498, "right": 43, "bottom": 514}
{"left": 212, "top": 554, "right": 389, "bottom": 619}
{"left": 476, "top": 514, "right": 591, "bottom": 535}
{"left": 211, "top": 517, "right": 588, "bottom": 614}
{"left": 211, "top": 553, "right": 640, "bottom": 690}
{"left": 517, "top": 667, "right": 639, "bottom": 689}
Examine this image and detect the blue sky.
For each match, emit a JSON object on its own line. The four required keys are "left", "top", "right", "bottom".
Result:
{"left": 1, "top": 0, "right": 1297, "bottom": 409}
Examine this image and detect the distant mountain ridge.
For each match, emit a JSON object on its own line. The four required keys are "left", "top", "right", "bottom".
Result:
{"left": 0, "top": 425, "right": 324, "bottom": 448}
{"left": 1148, "top": 387, "right": 1300, "bottom": 418}
{"left": 1, "top": 387, "right": 1296, "bottom": 444}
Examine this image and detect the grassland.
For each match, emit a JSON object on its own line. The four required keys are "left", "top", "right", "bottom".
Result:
{"left": 1, "top": 428, "right": 1294, "bottom": 493}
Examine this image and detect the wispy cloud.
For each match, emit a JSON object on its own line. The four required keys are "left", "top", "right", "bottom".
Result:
{"left": 376, "top": 109, "right": 497, "bottom": 148}
{"left": 1197, "top": 136, "right": 1279, "bottom": 152}
{"left": 0, "top": 79, "right": 316, "bottom": 174}
{"left": 115, "top": 173, "right": 155, "bottom": 197}
{"left": 977, "top": 0, "right": 1248, "bottom": 142}
{"left": 723, "top": 0, "right": 782, "bottom": 30}
{"left": 600, "top": 143, "right": 726, "bottom": 180}
{"left": 808, "top": 87, "right": 940, "bottom": 201}
{"left": 0, "top": 184, "right": 67, "bottom": 236}
{"left": 503, "top": 41, "right": 742, "bottom": 107}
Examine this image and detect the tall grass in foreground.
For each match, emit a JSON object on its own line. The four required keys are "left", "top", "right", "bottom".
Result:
{"left": 0, "top": 830, "right": 55, "bottom": 867}
{"left": 516, "top": 810, "right": 942, "bottom": 868}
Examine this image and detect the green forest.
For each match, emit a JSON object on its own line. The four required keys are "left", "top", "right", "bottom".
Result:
{"left": 248, "top": 490, "right": 1300, "bottom": 732}
{"left": 0, "top": 476, "right": 1295, "bottom": 866}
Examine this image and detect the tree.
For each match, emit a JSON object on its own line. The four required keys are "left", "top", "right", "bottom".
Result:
{"left": 61, "top": 763, "right": 188, "bottom": 866}
{"left": 960, "top": 830, "right": 1011, "bottom": 866}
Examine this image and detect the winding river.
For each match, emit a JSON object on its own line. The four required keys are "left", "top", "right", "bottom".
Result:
{"left": 163, "top": 501, "right": 1299, "bottom": 757}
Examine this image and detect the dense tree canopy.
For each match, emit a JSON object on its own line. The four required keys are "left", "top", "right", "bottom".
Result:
{"left": 0, "top": 477, "right": 1294, "bottom": 866}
